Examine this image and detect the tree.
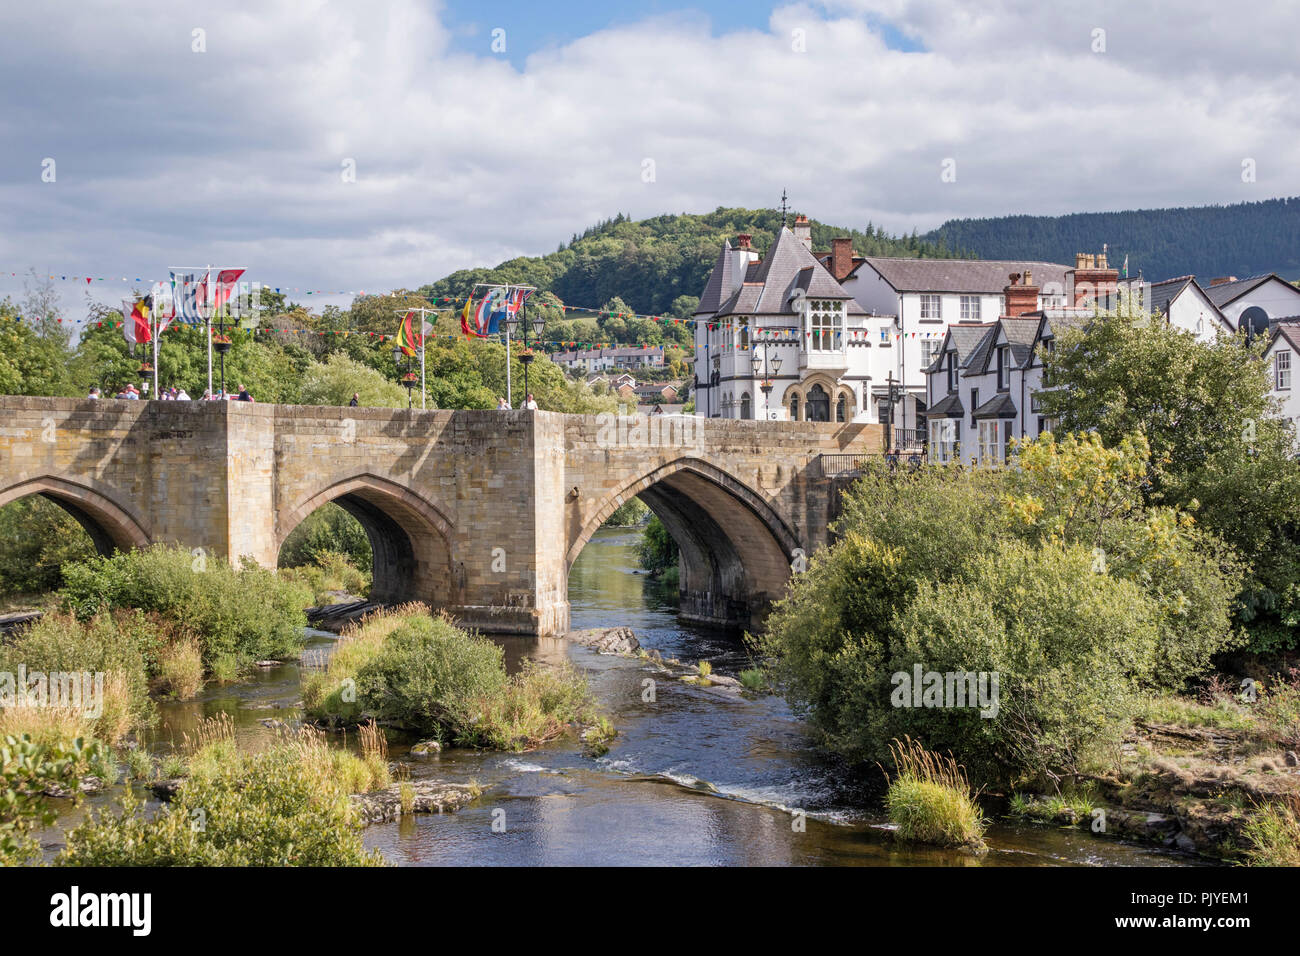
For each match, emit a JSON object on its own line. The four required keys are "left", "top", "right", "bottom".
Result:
{"left": 1040, "top": 300, "right": 1300, "bottom": 652}
{"left": 299, "top": 352, "right": 407, "bottom": 407}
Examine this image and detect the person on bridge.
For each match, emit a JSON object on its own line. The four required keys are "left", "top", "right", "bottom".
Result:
{"left": 235, "top": 384, "right": 254, "bottom": 402}
{"left": 87, "top": 387, "right": 100, "bottom": 400}
{"left": 496, "top": 396, "right": 509, "bottom": 410}
{"left": 521, "top": 393, "right": 538, "bottom": 411}
{"left": 349, "top": 393, "right": 359, "bottom": 407}
{"left": 175, "top": 386, "right": 192, "bottom": 401}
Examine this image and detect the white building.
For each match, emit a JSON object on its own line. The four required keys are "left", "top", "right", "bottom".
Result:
{"left": 1204, "top": 274, "right": 1300, "bottom": 331}
{"left": 692, "top": 226, "right": 872, "bottom": 422}
{"left": 552, "top": 345, "right": 665, "bottom": 374}
{"left": 1264, "top": 322, "right": 1300, "bottom": 430}
{"left": 835, "top": 252, "right": 1073, "bottom": 439}
{"left": 1123, "top": 275, "right": 1232, "bottom": 341}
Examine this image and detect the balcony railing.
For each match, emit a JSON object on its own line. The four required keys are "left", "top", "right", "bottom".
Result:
{"left": 891, "top": 427, "right": 926, "bottom": 452}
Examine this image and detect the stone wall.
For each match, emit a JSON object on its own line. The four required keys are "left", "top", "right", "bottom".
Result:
{"left": 0, "top": 397, "right": 882, "bottom": 635}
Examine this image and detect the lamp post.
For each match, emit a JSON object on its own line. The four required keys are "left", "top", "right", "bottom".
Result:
{"left": 750, "top": 336, "right": 783, "bottom": 420}
{"left": 393, "top": 344, "right": 417, "bottom": 409}
{"left": 504, "top": 291, "right": 545, "bottom": 408}
{"left": 212, "top": 308, "right": 232, "bottom": 398}
{"left": 884, "top": 371, "right": 901, "bottom": 455}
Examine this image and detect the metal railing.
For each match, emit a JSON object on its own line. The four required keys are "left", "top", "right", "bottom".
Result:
{"left": 817, "top": 454, "right": 876, "bottom": 478}
{"left": 892, "top": 427, "right": 926, "bottom": 452}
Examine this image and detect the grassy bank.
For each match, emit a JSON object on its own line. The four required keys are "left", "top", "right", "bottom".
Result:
{"left": 57, "top": 719, "right": 385, "bottom": 866}
{"left": 304, "top": 605, "right": 599, "bottom": 751}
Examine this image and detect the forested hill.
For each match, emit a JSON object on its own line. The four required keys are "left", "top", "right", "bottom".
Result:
{"left": 419, "top": 207, "right": 964, "bottom": 319}
{"left": 923, "top": 197, "right": 1300, "bottom": 282}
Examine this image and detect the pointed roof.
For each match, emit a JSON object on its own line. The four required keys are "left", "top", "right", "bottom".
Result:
{"left": 694, "top": 240, "right": 735, "bottom": 315}
{"left": 861, "top": 256, "right": 1070, "bottom": 294}
{"left": 713, "top": 227, "right": 865, "bottom": 318}
{"left": 927, "top": 323, "right": 992, "bottom": 374}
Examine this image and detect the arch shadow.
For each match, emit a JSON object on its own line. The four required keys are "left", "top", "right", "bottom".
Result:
{"left": 278, "top": 473, "right": 454, "bottom": 606}
{"left": 568, "top": 458, "right": 800, "bottom": 630}
{"left": 0, "top": 476, "right": 151, "bottom": 555}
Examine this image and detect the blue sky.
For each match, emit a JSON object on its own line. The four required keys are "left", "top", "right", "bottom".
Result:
{"left": 440, "top": 0, "right": 924, "bottom": 67}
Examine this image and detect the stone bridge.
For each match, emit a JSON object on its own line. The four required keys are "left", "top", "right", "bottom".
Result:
{"left": 0, "top": 397, "right": 881, "bottom": 635}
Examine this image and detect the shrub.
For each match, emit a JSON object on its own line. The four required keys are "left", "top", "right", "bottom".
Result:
{"left": 280, "top": 551, "right": 371, "bottom": 604}
{"left": 153, "top": 636, "right": 204, "bottom": 700}
{"left": 58, "top": 545, "right": 313, "bottom": 677}
{"left": 57, "top": 730, "right": 384, "bottom": 866}
{"left": 637, "top": 515, "right": 679, "bottom": 575}
{"left": 883, "top": 737, "right": 985, "bottom": 849}
{"left": 0, "top": 610, "right": 155, "bottom": 744}
{"left": 1243, "top": 795, "right": 1300, "bottom": 867}
{"left": 278, "top": 503, "right": 372, "bottom": 573}
{"left": 1, "top": 735, "right": 103, "bottom": 865}
{"left": 307, "top": 607, "right": 597, "bottom": 751}
{"left": 0, "top": 497, "right": 98, "bottom": 596}
{"left": 603, "top": 497, "right": 649, "bottom": 527}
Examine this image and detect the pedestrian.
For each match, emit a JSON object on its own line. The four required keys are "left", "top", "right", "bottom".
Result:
{"left": 202, "top": 389, "right": 214, "bottom": 401}
{"left": 521, "top": 392, "right": 538, "bottom": 411}
{"left": 87, "top": 387, "right": 100, "bottom": 400}
{"left": 236, "top": 384, "right": 254, "bottom": 403}
{"left": 496, "top": 396, "right": 509, "bottom": 410}
{"left": 161, "top": 386, "right": 174, "bottom": 401}
{"left": 123, "top": 385, "right": 140, "bottom": 401}
{"left": 349, "top": 393, "right": 359, "bottom": 407}
{"left": 175, "top": 386, "right": 191, "bottom": 401}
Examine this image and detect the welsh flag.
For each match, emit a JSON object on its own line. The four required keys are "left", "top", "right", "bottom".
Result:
{"left": 397, "top": 310, "right": 422, "bottom": 356}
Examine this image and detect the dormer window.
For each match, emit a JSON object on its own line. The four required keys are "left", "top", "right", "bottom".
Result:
{"left": 997, "top": 345, "right": 1011, "bottom": 390}
{"left": 808, "top": 299, "right": 843, "bottom": 351}
{"left": 946, "top": 351, "right": 958, "bottom": 393}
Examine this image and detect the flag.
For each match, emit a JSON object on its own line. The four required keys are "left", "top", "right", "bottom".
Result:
{"left": 506, "top": 288, "right": 533, "bottom": 315}
{"left": 460, "top": 295, "right": 477, "bottom": 337}
{"left": 170, "top": 270, "right": 205, "bottom": 324}
{"left": 211, "top": 268, "right": 245, "bottom": 312}
{"left": 397, "top": 310, "right": 421, "bottom": 356}
{"left": 122, "top": 297, "right": 151, "bottom": 347}
{"left": 151, "top": 281, "right": 176, "bottom": 333}
{"left": 1122, "top": 255, "right": 1129, "bottom": 278}
{"left": 474, "top": 289, "right": 502, "bottom": 336}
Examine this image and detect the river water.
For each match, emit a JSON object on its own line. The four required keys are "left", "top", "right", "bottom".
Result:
{"left": 53, "top": 527, "right": 1196, "bottom": 866}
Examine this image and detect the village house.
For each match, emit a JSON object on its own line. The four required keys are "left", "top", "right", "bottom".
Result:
{"left": 552, "top": 345, "right": 665, "bottom": 374}
{"left": 1263, "top": 321, "right": 1300, "bottom": 429}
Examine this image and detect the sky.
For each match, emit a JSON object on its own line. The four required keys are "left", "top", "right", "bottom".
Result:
{"left": 2, "top": 0, "right": 1297, "bottom": 321}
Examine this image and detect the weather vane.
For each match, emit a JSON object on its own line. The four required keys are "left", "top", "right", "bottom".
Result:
{"left": 780, "top": 189, "right": 789, "bottom": 227}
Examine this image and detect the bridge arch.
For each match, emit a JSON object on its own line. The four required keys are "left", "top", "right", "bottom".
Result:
{"left": 278, "top": 473, "right": 454, "bottom": 606}
{"left": 567, "top": 458, "right": 800, "bottom": 630}
{"left": 0, "top": 476, "right": 151, "bottom": 556}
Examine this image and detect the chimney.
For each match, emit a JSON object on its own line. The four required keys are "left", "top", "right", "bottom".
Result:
{"left": 1209, "top": 276, "right": 1238, "bottom": 287}
{"left": 1068, "top": 250, "right": 1120, "bottom": 308}
{"left": 736, "top": 234, "right": 752, "bottom": 251}
{"left": 1003, "top": 272, "right": 1039, "bottom": 318}
{"left": 792, "top": 214, "right": 812, "bottom": 250}
{"left": 831, "top": 237, "right": 854, "bottom": 280}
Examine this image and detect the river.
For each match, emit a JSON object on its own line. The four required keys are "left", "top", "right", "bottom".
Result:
{"left": 50, "top": 526, "right": 1196, "bottom": 866}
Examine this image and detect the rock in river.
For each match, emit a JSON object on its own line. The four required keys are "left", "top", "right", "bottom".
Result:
{"left": 350, "top": 780, "right": 480, "bottom": 825}
{"left": 567, "top": 626, "right": 640, "bottom": 654}
{"left": 410, "top": 741, "right": 443, "bottom": 757}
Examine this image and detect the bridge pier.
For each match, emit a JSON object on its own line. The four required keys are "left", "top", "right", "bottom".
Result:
{"left": 0, "top": 397, "right": 881, "bottom": 637}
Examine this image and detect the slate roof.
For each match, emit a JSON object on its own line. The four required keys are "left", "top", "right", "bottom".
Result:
{"left": 860, "top": 256, "right": 1071, "bottom": 294}
{"left": 695, "top": 241, "right": 735, "bottom": 316}
{"left": 927, "top": 392, "right": 964, "bottom": 417}
{"left": 1001, "top": 317, "right": 1042, "bottom": 368}
{"left": 925, "top": 323, "right": 992, "bottom": 373}
{"left": 1271, "top": 321, "right": 1300, "bottom": 353}
{"left": 972, "top": 392, "right": 1019, "bottom": 419}
{"left": 709, "top": 228, "right": 865, "bottom": 319}
{"left": 1203, "top": 274, "right": 1275, "bottom": 308}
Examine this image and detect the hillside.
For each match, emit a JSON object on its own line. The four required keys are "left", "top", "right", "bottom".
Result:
{"left": 924, "top": 197, "right": 1300, "bottom": 282}
{"left": 418, "top": 207, "right": 963, "bottom": 349}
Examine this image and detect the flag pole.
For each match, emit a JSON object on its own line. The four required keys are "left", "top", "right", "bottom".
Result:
{"left": 205, "top": 265, "right": 213, "bottom": 398}
{"left": 420, "top": 307, "right": 427, "bottom": 410}
{"left": 505, "top": 321, "right": 513, "bottom": 408}
{"left": 152, "top": 294, "right": 159, "bottom": 399}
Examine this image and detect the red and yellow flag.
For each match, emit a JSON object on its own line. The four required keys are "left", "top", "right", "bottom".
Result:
{"left": 397, "top": 310, "right": 422, "bottom": 356}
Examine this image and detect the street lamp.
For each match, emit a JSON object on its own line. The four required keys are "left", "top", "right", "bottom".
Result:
{"left": 504, "top": 290, "right": 544, "bottom": 407}
{"left": 751, "top": 337, "right": 783, "bottom": 420}
{"left": 392, "top": 344, "right": 417, "bottom": 409}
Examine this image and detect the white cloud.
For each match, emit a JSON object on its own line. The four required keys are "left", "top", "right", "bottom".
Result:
{"left": 1, "top": 0, "right": 1296, "bottom": 319}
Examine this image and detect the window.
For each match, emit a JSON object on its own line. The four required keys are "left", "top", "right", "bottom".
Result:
{"left": 929, "top": 419, "right": 959, "bottom": 463}
{"left": 806, "top": 384, "right": 831, "bottom": 422}
{"left": 740, "top": 392, "right": 752, "bottom": 420}
{"left": 946, "top": 352, "right": 958, "bottom": 392}
{"left": 836, "top": 395, "right": 847, "bottom": 422}
{"left": 739, "top": 325, "right": 750, "bottom": 350}
{"left": 788, "top": 394, "right": 799, "bottom": 421}
{"left": 919, "top": 295, "right": 941, "bottom": 320}
{"left": 978, "top": 420, "right": 1003, "bottom": 464}
{"left": 997, "top": 346, "right": 1011, "bottom": 390}
{"left": 808, "top": 301, "right": 842, "bottom": 351}
{"left": 960, "top": 295, "right": 981, "bottom": 322}
{"left": 970, "top": 388, "right": 979, "bottom": 427}
{"left": 1037, "top": 416, "right": 1059, "bottom": 436}
{"left": 920, "top": 339, "right": 938, "bottom": 369}
{"left": 1277, "top": 351, "right": 1292, "bottom": 390}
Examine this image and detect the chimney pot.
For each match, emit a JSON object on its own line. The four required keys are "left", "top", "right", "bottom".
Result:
{"left": 736, "top": 234, "right": 752, "bottom": 251}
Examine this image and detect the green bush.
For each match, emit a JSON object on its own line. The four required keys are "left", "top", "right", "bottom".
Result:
{"left": 603, "top": 498, "right": 649, "bottom": 527}
{"left": 757, "top": 433, "right": 1241, "bottom": 784}
{"left": 637, "top": 515, "right": 679, "bottom": 575}
{"left": 884, "top": 737, "right": 985, "bottom": 849}
{"left": 0, "top": 497, "right": 98, "bottom": 596}
{"left": 57, "top": 545, "right": 313, "bottom": 677}
{"left": 56, "top": 734, "right": 383, "bottom": 866}
{"left": 278, "top": 503, "right": 372, "bottom": 573}
{"left": 307, "top": 607, "right": 597, "bottom": 750}
{"left": 2, "top": 735, "right": 103, "bottom": 865}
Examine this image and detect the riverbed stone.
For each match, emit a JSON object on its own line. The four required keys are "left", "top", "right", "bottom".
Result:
{"left": 350, "top": 780, "right": 480, "bottom": 825}
{"left": 567, "top": 626, "right": 640, "bottom": 654}
{"left": 410, "top": 741, "right": 443, "bottom": 757}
